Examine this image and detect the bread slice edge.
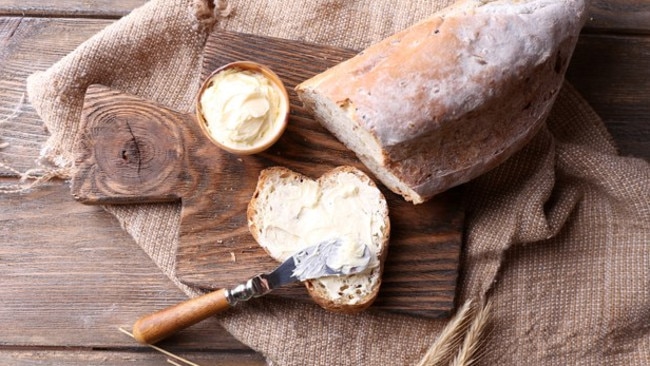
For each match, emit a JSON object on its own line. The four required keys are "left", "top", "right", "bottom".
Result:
{"left": 247, "top": 166, "right": 390, "bottom": 313}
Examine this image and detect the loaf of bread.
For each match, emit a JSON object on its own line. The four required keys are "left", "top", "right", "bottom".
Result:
{"left": 296, "top": 0, "right": 587, "bottom": 204}
{"left": 247, "top": 166, "right": 390, "bottom": 313}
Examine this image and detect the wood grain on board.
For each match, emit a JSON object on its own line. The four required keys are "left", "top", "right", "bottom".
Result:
{"left": 71, "top": 30, "right": 465, "bottom": 318}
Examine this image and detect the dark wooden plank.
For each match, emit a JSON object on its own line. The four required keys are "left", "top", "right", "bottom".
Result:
{"left": 0, "top": 1, "right": 146, "bottom": 18}
{"left": 0, "top": 178, "right": 250, "bottom": 351}
{"left": 0, "top": 349, "right": 265, "bottom": 366}
{"left": 585, "top": 0, "right": 650, "bottom": 34}
{"left": 566, "top": 34, "right": 650, "bottom": 160}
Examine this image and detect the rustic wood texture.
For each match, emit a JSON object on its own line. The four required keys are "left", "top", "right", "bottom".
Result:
{"left": 1, "top": 1, "right": 647, "bottom": 32}
{"left": 1, "top": 2, "right": 649, "bottom": 364}
{"left": 0, "top": 350, "right": 265, "bottom": 366}
{"left": 0, "top": 0, "right": 146, "bottom": 18}
{"left": 71, "top": 30, "right": 465, "bottom": 318}
{"left": 0, "top": 17, "right": 114, "bottom": 175}
{"left": 586, "top": 0, "right": 650, "bottom": 33}
{"left": 72, "top": 86, "right": 193, "bottom": 205}
{"left": 0, "top": 180, "right": 252, "bottom": 351}
{"left": 566, "top": 33, "right": 650, "bottom": 159}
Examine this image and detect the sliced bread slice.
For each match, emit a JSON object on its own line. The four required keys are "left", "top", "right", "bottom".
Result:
{"left": 247, "top": 166, "right": 390, "bottom": 313}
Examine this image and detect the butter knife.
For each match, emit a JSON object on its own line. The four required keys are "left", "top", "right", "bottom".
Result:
{"left": 132, "top": 238, "right": 370, "bottom": 344}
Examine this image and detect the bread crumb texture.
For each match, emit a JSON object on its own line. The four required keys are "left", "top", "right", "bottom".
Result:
{"left": 296, "top": 0, "right": 586, "bottom": 203}
{"left": 248, "top": 166, "right": 390, "bottom": 311}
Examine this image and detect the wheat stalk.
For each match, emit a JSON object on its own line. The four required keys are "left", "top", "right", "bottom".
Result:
{"left": 416, "top": 299, "right": 478, "bottom": 366}
{"left": 449, "top": 300, "right": 492, "bottom": 366}
{"left": 118, "top": 327, "right": 204, "bottom": 366}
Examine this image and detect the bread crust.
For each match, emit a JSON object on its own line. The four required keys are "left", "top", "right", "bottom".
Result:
{"left": 247, "top": 166, "right": 390, "bottom": 313}
{"left": 296, "top": 0, "right": 587, "bottom": 203}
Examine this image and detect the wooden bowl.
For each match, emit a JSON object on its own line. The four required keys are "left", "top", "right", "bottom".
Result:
{"left": 195, "top": 61, "right": 290, "bottom": 155}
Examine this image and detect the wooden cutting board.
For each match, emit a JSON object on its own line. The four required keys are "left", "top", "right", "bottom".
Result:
{"left": 72, "top": 30, "right": 463, "bottom": 318}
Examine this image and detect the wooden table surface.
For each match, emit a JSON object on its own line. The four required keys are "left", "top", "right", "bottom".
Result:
{"left": 1, "top": 1, "right": 648, "bottom": 365}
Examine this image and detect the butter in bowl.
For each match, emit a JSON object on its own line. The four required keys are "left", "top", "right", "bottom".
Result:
{"left": 196, "top": 61, "right": 290, "bottom": 155}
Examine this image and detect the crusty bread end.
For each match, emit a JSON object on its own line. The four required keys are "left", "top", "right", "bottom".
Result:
{"left": 297, "top": 0, "right": 587, "bottom": 204}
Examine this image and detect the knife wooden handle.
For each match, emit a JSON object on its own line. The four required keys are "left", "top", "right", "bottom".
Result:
{"left": 132, "top": 288, "right": 230, "bottom": 344}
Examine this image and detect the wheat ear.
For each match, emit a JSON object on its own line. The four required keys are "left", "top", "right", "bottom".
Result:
{"left": 449, "top": 300, "right": 492, "bottom": 366}
{"left": 416, "top": 299, "right": 478, "bottom": 366}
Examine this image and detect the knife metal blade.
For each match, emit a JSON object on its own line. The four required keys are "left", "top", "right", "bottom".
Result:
{"left": 225, "top": 238, "right": 371, "bottom": 306}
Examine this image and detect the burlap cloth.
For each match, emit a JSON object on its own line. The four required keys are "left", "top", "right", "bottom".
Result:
{"left": 24, "top": 0, "right": 650, "bottom": 365}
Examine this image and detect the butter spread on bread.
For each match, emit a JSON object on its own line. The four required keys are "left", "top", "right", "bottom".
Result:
{"left": 296, "top": 0, "right": 587, "bottom": 204}
{"left": 247, "top": 166, "right": 390, "bottom": 312}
